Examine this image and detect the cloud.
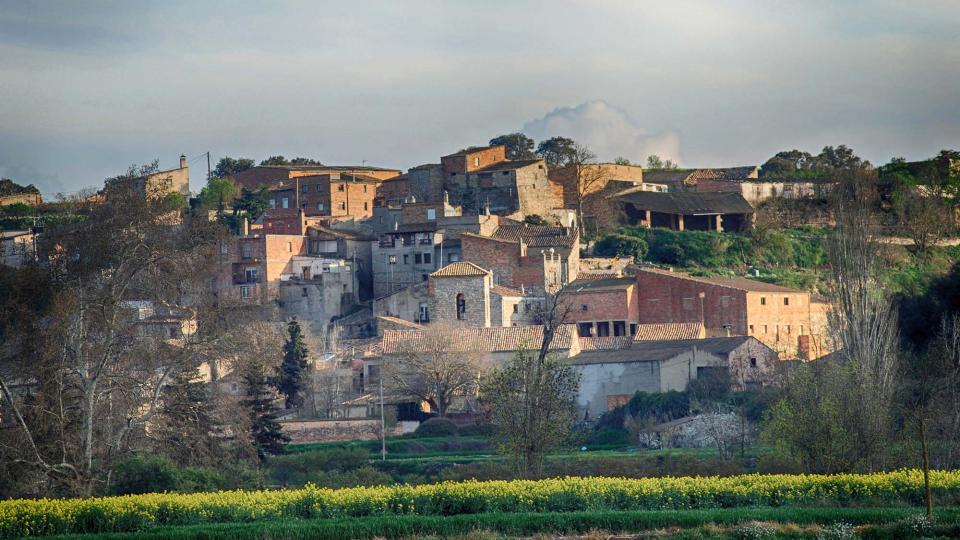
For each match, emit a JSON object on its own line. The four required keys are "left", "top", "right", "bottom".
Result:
{"left": 521, "top": 101, "right": 682, "bottom": 165}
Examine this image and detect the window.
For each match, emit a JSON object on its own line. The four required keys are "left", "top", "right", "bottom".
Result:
{"left": 630, "top": 323, "right": 637, "bottom": 336}
{"left": 363, "top": 185, "right": 368, "bottom": 193}
{"left": 339, "top": 201, "right": 346, "bottom": 211}
{"left": 762, "top": 325, "right": 768, "bottom": 334}
{"left": 241, "top": 245, "right": 252, "bottom": 259}
{"left": 784, "top": 297, "right": 790, "bottom": 306}
{"left": 388, "top": 255, "right": 397, "bottom": 264}
{"left": 415, "top": 253, "right": 422, "bottom": 264}
{"left": 581, "top": 304, "right": 588, "bottom": 312}
{"left": 168, "top": 327, "right": 179, "bottom": 339}
{"left": 403, "top": 254, "right": 409, "bottom": 264}
{"left": 244, "top": 268, "right": 258, "bottom": 283}
{"left": 785, "top": 325, "right": 791, "bottom": 334}
{"left": 240, "top": 286, "right": 250, "bottom": 299}
{"left": 578, "top": 322, "right": 593, "bottom": 337}
{"left": 749, "top": 324, "right": 754, "bottom": 334}
{"left": 596, "top": 321, "right": 610, "bottom": 337}
{"left": 427, "top": 208, "right": 436, "bottom": 220}
{"left": 513, "top": 304, "right": 519, "bottom": 314}
{"left": 750, "top": 357, "right": 758, "bottom": 368}
{"left": 362, "top": 202, "right": 368, "bottom": 211}
{"left": 302, "top": 287, "right": 308, "bottom": 297}
{"left": 799, "top": 325, "right": 804, "bottom": 335}
{"left": 474, "top": 156, "right": 480, "bottom": 167}
{"left": 613, "top": 321, "right": 626, "bottom": 336}
{"left": 423, "top": 253, "right": 431, "bottom": 264}
{"left": 418, "top": 303, "right": 429, "bottom": 322}
{"left": 287, "top": 241, "right": 293, "bottom": 252}
{"left": 682, "top": 297, "right": 694, "bottom": 310}
{"left": 316, "top": 183, "right": 322, "bottom": 191}
{"left": 302, "top": 184, "right": 309, "bottom": 193}
{"left": 317, "top": 202, "right": 324, "bottom": 212}
{"left": 282, "top": 197, "right": 289, "bottom": 209}
{"left": 422, "top": 274, "right": 428, "bottom": 281}
{"left": 456, "top": 293, "right": 466, "bottom": 320}
{"left": 269, "top": 198, "right": 276, "bottom": 208}
{"left": 760, "top": 297, "right": 766, "bottom": 305}
{"left": 338, "top": 184, "right": 345, "bottom": 192}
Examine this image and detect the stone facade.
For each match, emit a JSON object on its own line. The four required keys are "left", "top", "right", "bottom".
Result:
{"left": 230, "top": 165, "right": 402, "bottom": 192}
{"left": 549, "top": 163, "right": 644, "bottom": 230}
{"left": 278, "top": 266, "right": 357, "bottom": 336}
{"left": 373, "top": 282, "right": 431, "bottom": 323}
{"left": 460, "top": 232, "right": 569, "bottom": 291}
{"left": 428, "top": 268, "right": 492, "bottom": 327}
{"left": 269, "top": 173, "right": 379, "bottom": 218}
{"left": 214, "top": 233, "right": 308, "bottom": 304}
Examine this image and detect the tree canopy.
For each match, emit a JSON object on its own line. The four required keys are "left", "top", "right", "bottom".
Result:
{"left": 535, "top": 136, "right": 577, "bottom": 167}
{"left": 489, "top": 133, "right": 536, "bottom": 161}
{"left": 212, "top": 157, "right": 255, "bottom": 178}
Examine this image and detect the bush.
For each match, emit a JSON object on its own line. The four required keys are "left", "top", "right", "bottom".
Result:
{"left": 109, "top": 455, "right": 182, "bottom": 495}
{"left": 457, "top": 424, "right": 495, "bottom": 437}
{"left": 414, "top": 417, "right": 459, "bottom": 437}
{"left": 267, "top": 447, "right": 369, "bottom": 486}
{"left": 595, "top": 391, "right": 690, "bottom": 432}
{"left": 594, "top": 234, "right": 648, "bottom": 260}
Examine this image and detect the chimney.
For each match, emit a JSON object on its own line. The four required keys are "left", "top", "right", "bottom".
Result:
{"left": 241, "top": 217, "right": 249, "bottom": 236}
{"left": 179, "top": 154, "right": 187, "bottom": 169}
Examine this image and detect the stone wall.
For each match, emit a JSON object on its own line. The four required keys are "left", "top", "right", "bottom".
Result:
{"left": 429, "top": 273, "right": 491, "bottom": 327}
{"left": 373, "top": 282, "right": 431, "bottom": 323}
{"left": 280, "top": 419, "right": 406, "bottom": 443}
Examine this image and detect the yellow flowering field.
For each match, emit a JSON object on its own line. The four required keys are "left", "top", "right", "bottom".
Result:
{"left": 1, "top": 470, "right": 958, "bottom": 538}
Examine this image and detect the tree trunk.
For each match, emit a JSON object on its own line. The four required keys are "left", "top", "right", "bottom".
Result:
{"left": 920, "top": 415, "right": 934, "bottom": 522}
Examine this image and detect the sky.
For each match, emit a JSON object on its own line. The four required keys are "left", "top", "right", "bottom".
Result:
{"left": 1, "top": 1, "right": 959, "bottom": 196}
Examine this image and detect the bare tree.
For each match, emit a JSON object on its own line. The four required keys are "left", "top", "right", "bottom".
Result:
{"left": 386, "top": 324, "right": 486, "bottom": 417}
{"left": 891, "top": 184, "right": 955, "bottom": 254}
{"left": 826, "top": 172, "right": 899, "bottom": 469}
{"left": 560, "top": 144, "right": 607, "bottom": 235}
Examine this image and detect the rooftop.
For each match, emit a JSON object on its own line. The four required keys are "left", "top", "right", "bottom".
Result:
{"left": 382, "top": 324, "right": 577, "bottom": 354}
{"left": 579, "top": 336, "right": 633, "bottom": 351}
{"left": 472, "top": 159, "right": 544, "bottom": 173}
{"left": 642, "top": 166, "right": 759, "bottom": 186}
{"left": 442, "top": 145, "right": 503, "bottom": 158}
{"left": 568, "top": 276, "right": 635, "bottom": 292}
{"left": 633, "top": 322, "right": 705, "bottom": 341}
{"left": 491, "top": 224, "right": 578, "bottom": 249}
{"left": 613, "top": 190, "right": 755, "bottom": 215}
{"left": 638, "top": 267, "right": 804, "bottom": 293}
{"left": 572, "top": 336, "right": 755, "bottom": 365}
{"left": 430, "top": 261, "right": 491, "bottom": 278}
{"left": 490, "top": 284, "right": 527, "bottom": 297}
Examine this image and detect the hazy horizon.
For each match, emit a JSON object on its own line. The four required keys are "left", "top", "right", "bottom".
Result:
{"left": 2, "top": 0, "right": 958, "bottom": 196}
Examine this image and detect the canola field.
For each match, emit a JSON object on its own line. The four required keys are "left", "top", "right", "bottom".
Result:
{"left": 2, "top": 470, "right": 959, "bottom": 538}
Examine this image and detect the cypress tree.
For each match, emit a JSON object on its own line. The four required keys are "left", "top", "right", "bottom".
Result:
{"left": 243, "top": 360, "right": 289, "bottom": 462}
{"left": 276, "top": 319, "right": 309, "bottom": 409}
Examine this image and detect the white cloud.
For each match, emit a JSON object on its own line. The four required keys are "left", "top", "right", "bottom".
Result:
{"left": 521, "top": 101, "right": 682, "bottom": 165}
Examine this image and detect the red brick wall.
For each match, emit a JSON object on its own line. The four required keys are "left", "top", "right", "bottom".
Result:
{"left": 636, "top": 270, "right": 749, "bottom": 334}
{"left": 564, "top": 285, "right": 638, "bottom": 324}
{"left": 441, "top": 146, "right": 507, "bottom": 176}
{"left": 461, "top": 234, "right": 521, "bottom": 286}
{"left": 329, "top": 181, "right": 376, "bottom": 218}
{"left": 377, "top": 177, "right": 409, "bottom": 206}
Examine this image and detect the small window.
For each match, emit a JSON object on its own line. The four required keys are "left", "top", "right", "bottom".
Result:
{"left": 581, "top": 304, "right": 588, "bottom": 312}
{"left": 749, "top": 357, "right": 758, "bottom": 368}
{"left": 302, "top": 184, "right": 309, "bottom": 193}
{"left": 317, "top": 202, "right": 324, "bottom": 211}
{"left": 785, "top": 325, "right": 791, "bottom": 334}
{"left": 169, "top": 327, "right": 178, "bottom": 339}
{"left": 363, "top": 202, "right": 368, "bottom": 211}
{"left": 338, "top": 184, "right": 345, "bottom": 192}
{"left": 269, "top": 198, "right": 276, "bottom": 208}
{"left": 316, "top": 184, "right": 322, "bottom": 191}
{"left": 449, "top": 253, "right": 459, "bottom": 262}
{"left": 241, "top": 246, "right": 252, "bottom": 259}
{"left": 415, "top": 253, "right": 423, "bottom": 264}
{"left": 403, "top": 254, "right": 409, "bottom": 264}
{"left": 784, "top": 297, "right": 790, "bottom": 306}
{"left": 339, "top": 201, "right": 346, "bottom": 210}
{"left": 388, "top": 255, "right": 397, "bottom": 264}
{"left": 427, "top": 208, "right": 436, "bottom": 220}
{"left": 613, "top": 321, "right": 626, "bottom": 337}
{"left": 762, "top": 325, "right": 768, "bottom": 334}
{"left": 578, "top": 322, "right": 593, "bottom": 337}
{"left": 422, "top": 274, "right": 428, "bottom": 281}
{"left": 302, "top": 287, "right": 308, "bottom": 297}
{"left": 287, "top": 242, "right": 293, "bottom": 252}
{"left": 760, "top": 297, "right": 767, "bottom": 305}
{"left": 423, "top": 253, "right": 432, "bottom": 264}
{"left": 456, "top": 293, "right": 466, "bottom": 320}
{"left": 474, "top": 156, "right": 480, "bottom": 167}
{"left": 513, "top": 304, "right": 518, "bottom": 314}
{"left": 282, "top": 197, "right": 289, "bottom": 209}
{"left": 363, "top": 185, "right": 368, "bottom": 193}
{"left": 799, "top": 325, "right": 804, "bottom": 335}
{"left": 240, "top": 286, "right": 250, "bottom": 299}
{"left": 749, "top": 324, "right": 754, "bottom": 334}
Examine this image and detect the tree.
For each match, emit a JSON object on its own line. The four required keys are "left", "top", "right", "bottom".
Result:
{"left": 891, "top": 184, "right": 955, "bottom": 254}
{"left": 523, "top": 214, "right": 549, "bottom": 226}
{"left": 387, "top": 324, "right": 486, "bottom": 417}
{"left": 489, "top": 133, "right": 536, "bottom": 161}
{"left": 212, "top": 157, "right": 255, "bottom": 178}
{"left": 645, "top": 155, "right": 679, "bottom": 170}
{"left": 152, "top": 363, "right": 220, "bottom": 467}
{"left": 613, "top": 157, "right": 632, "bottom": 165}
{"left": 0, "top": 168, "right": 227, "bottom": 496}
{"left": 818, "top": 144, "right": 871, "bottom": 171}
{"left": 259, "top": 156, "right": 322, "bottom": 166}
{"left": 276, "top": 319, "right": 309, "bottom": 410}
{"left": 759, "top": 150, "right": 818, "bottom": 178}
{"left": 233, "top": 187, "right": 272, "bottom": 221}
{"left": 535, "top": 136, "right": 576, "bottom": 167}
{"left": 198, "top": 177, "right": 238, "bottom": 214}
{"left": 242, "top": 358, "right": 289, "bottom": 463}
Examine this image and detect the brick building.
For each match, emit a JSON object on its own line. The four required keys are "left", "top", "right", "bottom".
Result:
{"left": 268, "top": 173, "right": 380, "bottom": 218}
{"left": 635, "top": 268, "right": 831, "bottom": 359}
{"left": 461, "top": 223, "right": 579, "bottom": 291}
{"left": 549, "top": 163, "right": 644, "bottom": 230}
{"left": 440, "top": 146, "right": 553, "bottom": 216}
{"left": 642, "top": 166, "right": 759, "bottom": 192}
{"left": 229, "top": 164, "right": 401, "bottom": 192}
{"left": 564, "top": 276, "right": 638, "bottom": 338}
{"left": 214, "top": 233, "right": 308, "bottom": 303}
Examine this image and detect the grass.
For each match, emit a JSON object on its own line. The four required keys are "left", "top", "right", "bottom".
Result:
{"left": 38, "top": 507, "right": 960, "bottom": 539}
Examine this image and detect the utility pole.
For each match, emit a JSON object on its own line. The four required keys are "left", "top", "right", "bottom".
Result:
{"left": 206, "top": 151, "right": 212, "bottom": 181}
{"left": 379, "top": 365, "right": 386, "bottom": 461}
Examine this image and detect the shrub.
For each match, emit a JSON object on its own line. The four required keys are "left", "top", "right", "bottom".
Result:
{"left": 109, "top": 455, "right": 182, "bottom": 495}
{"left": 595, "top": 391, "right": 690, "bottom": 431}
{"left": 594, "top": 234, "right": 648, "bottom": 260}
{"left": 817, "top": 522, "right": 856, "bottom": 540}
{"left": 457, "top": 424, "right": 495, "bottom": 437}
{"left": 414, "top": 417, "right": 459, "bottom": 437}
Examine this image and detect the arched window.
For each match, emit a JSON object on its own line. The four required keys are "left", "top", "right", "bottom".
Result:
{"left": 456, "top": 293, "right": 466, "bottom": 320}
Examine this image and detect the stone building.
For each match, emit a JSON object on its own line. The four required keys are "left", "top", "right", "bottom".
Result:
{"left": 635, "top": 268, "right": 832, "bottom": 359}
{"left": 306, "top": 225, "right": 374, "bottom": 300}
{"left": 373, "top": 282, "right": 431, "bottom": 324}
{"left": 278, "top": 259, "right": 357, "bottom": 335}
{"left": 572, "top": 336, "right": 778, "bottom": 419}
{"left": 642, "top": 166, "right": 759, "bottom": 192}
{"left": 613, "top": 190, "right": 755, "bottom": 232}
{"left": 440, "top": 145, "right": 553, "bottom": 216}
{"left": 461, "top": 223, "right": 579, "bottom": 290}
{"left": 549, "top": 163, "right": 644, "bottom": 230}
{"left": 214, "top": 232, "right": 309, "bottom": 304}
{"left": 268, "top": 173, "right": 380, "bottom": 219}
{"left": 563, "top": 276, "right": 638, "bottom": 338}
{"left": 490, "top": 285, "right": 543, "bottom": 326}
{"left": 115, "top": 155, "right": 191, "bottom": 199}
{"left": 427, "top": 262, "right": 492, "bottom": 327}
{"left": 229, "top": 164, "right": 401, "bottom": 192}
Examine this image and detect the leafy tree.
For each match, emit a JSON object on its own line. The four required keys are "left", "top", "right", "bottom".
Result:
{"left": 593, "top": 234, "right": 648, "bottom": 260}
{"left": 759, "top": 150, "right": 818, "bottom": 178}
{"left": 489, "top": 133, "right": 536, "bottom": 161}
{"left": 288, "top": 157, "right": 323, "bottom": 166}
{"left": 153, "top": 364, "right": 220, "bottom": 467}
{"left": 523, "top": 214, "right": 548, "bottom": 226}
{"left": 535, "top": 136, "right": 576, "bottom": 167}
{"left": 260, "top": 155, "right": 289, "bottom": 166}
{"left": 0, "top": 178, "right": 39, "bottom": 196}
{"left": 233, "top": 187, "right": 272, "bottom": 221}
{"left": 212, "top": 157, "right": 255, "bottom": 178}
{"left": 243, "top": 359, "right": 289, "bottom": 462}
{"left": 198, "top": 177, "right": 238, "bottom": 213}
{"left": 645, "top": 155, "right": 679, "bottom": 170}
{"left": 259, "top": 156, "right": 323, "bottom": 166}
{"left": 483, "top": 349, "right": 580, "bottom": 477}
{"left": 891, "top": 184, "right": 955, "bottom": 254}
{"left": 613, "top": 157, "right": 632, "bottom": 165}
{"left": 276, "top": 319, "right": 309, "bottom": 410}
{"left": 818, "top": 144, "right": 870, "bottom": 171}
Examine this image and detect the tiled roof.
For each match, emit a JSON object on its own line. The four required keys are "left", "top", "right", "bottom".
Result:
{"left": 442, "top": 145, "right": 501, "bottom": 157}
{"left": 473, "top": 159, "right": 544, "bottom": 173}
{"left": 614, "top": 191, "right": 755, "bottom": 215}
{"left": 579, "top": 336, "right": 633, "bottom": 351}
{"left": 633, "top": 322, "right": 705, "bottom": 341}
{"left": 568, "top": 276, "right": 635, "bottom": 292}
{"left": 642, "top": 167, "right": 758, "bottom": 186}
{"left": 382, "top": 324, "right": 577, "bottom": 354}
{"left": 572, "top": 336, "right": 755, "bottom": 365}
{"left": 491, "top": 224, "right": 578, "bottom": 249}
{"left": 376, "top": 316, "right": 425, "bottom": 330}
{"left": 490, "top": 285, "right": 526, "bottom": 297}
{"left": 430, "top": 261, "right": 491, "bottom": 278}
{"left": 638, "top": 268, "right": 804, "bottom": 293}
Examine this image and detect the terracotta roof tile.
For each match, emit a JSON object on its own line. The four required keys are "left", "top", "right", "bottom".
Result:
{"left": 430, "top": 261, "right": 491, "bottom": 277}
{"left": 633, "top": 322, "right": 705, "bottom": 341}
{"left": 382, "top": 325, "right": 576, "bottom": 354}
{"left": 579, "top": 336, "right": 633, "bottom": 351}
{"left": 638, "top": 268, "right": 804, "bottom": 293}
{"left": 491, "top": 224, "right": 578, "bottom": 249}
